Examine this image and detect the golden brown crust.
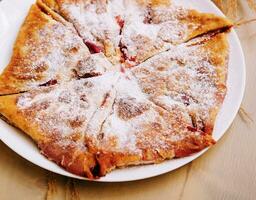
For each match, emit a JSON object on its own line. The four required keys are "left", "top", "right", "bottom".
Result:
{"left": 136, "top": 0, "right": 171, "bottom": 7}
{"left": 184, "top": 10, "right": 233, "bottom": 42}
{"left": 0, "top": 4, "right": 50, "bottom": 94}
{"left": 39, "top": 0, "right": 60, "bottom": 11}
{"left": 37, "top": 0, "right": 67, "bottom": 24}
{"left": 0, "top": 4, "right": 90, "bottom": 95}
{"left": 118, "top": 1, "right": 232, "bottom": 66}
{"left": 174, "top": 135, "right": 215, "bottom": 158}
{"left": 186, "top": 32, "right": 229, "bottom": 106}
{"left": 131, "top": 33, "right": 229, "bottom": 161}
{"left": 0, "top": 94, "right": 47, "bottom": 142}
{"left": 0, "top": 75, "right": 120, "bottom": 179}
{"left": 39, "top": 139, "right": 96, "bottom": 178}
{"left": 1, "top": 95, "right": 98, "bottom": 178}
{"left": 0, "top": 93, "right": 98, "bottom": 178}
{"left": 150, "top": 5, "right": 233, "bottom": 39}
{"left": 0, "top": 95, "right": 96, "bottom": 179}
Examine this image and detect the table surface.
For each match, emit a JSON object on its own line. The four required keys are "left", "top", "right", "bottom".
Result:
{"left": 1, "top": 1, "right": 256, "bottom": 200}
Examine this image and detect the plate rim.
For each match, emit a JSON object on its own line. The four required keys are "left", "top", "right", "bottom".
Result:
{"left": 0, "top": 0, "right": 246, "bottom": 182}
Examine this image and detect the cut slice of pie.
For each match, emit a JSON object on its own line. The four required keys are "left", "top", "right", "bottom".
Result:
{"left": 119, "top": 0, "right": 232, "bottom": 66}
{"left": 39, "top": 0, "right": 232, "bottom": 67}
{"left": 0, "top": 4, "right": 91, "bottom": 95}
{"left": 39, "top": 0, "right": 126, "bottom": 64}
{"left": 132, "top": 32, "right": 229, "bottom": 137}
{"left": 149, "top": 3, "right": 233, "bottom": 43}
{"left": 84, "top": 74, "right": 215, "bottom": 176}
{"left": 0, "top": 3, "right": 116, "bottom": 96}
{"left": 0, "top": 72, "right": 120, "bottom": 178}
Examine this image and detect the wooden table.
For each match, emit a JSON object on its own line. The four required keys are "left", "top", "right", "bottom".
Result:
{"left": 1, "top": 1, "right": 256, "bottom": 200}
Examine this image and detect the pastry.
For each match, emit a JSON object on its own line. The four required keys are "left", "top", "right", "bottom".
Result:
{"left": 0, "top": 0, "right": 231, "bottom": 179}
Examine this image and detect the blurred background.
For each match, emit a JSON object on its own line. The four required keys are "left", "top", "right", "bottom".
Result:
{"left": 213, "top": 0, "right": 256, "bottom": 21}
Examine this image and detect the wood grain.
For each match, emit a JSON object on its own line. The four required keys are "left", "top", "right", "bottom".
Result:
{"left": 1, "top": 1, "right": 256, "bottom": 199}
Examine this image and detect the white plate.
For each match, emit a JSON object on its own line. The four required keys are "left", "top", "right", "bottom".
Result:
{"left": 0, "top": 0, "right": 246, "bottom": 182}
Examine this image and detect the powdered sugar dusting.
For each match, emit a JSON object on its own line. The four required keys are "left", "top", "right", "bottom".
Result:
{"left": 98, "top": 74, "right": 158, "bottom": 153}
{"left": 93, "top": 73, "right": 197, "bottom": 153}
{"left": 17, "top": 72, "right": 120, "bottom": 141}
{"left": 15, "top": 19, "right": 90, "bottom": 88}
{"left": 4, "top": 0, "right": 229, "bottom": 176}
{"left": 132, "top": 35, "right": 226, "bottom": 123}
{"left": 61, "top": 0, "right": 124, "bottom": 47}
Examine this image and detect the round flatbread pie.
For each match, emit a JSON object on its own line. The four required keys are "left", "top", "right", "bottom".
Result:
{"left": 0, "top": 0, "right": 232, "bottom": 179}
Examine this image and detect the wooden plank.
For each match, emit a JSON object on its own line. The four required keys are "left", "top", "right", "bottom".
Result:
{"left": 73, "top": 166, "right": 188, "bottom": 200}
{"left": 0, "top": 142, "right": 47, "bottom": 200}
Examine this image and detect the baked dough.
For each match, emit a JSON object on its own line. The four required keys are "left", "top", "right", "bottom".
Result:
{"left": 132, "top": 32, "right": 229, "bottom": 142}
{"left": 0, "top": 71, "right": 216, "bottom": 177}
{"left": 0, "top": 72, "right": 120, "bottom": 178}
{"left": 0, "top": 0, "right": 231, "bottom": 179}
{"left": 0, "top": 4, "right": 91, "bottom": 95}
{"left": 40, "top": 0, "right": 232, "bottom": 66}
{"left": 40, "top": 0, "right": 125, "bottom": 64}
{"left": 0, "top": 4, "right": 115, "bottom": 95}
{"left": 119, "top": 0, "right": 232, "bottom": 66}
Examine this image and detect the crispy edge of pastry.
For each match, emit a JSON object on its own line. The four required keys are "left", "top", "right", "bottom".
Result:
{"left": 203, "top": 33, "right": 229, "bottom": 136}
{"left": 185, "top": 32, "right": 229, "bottom": 145}
{"left": 90, "top": 147, "right": 175, "bottom": 177}
{"left": 174, "top": 134, "right": 215, "bottom": 158}
{"left": 37, "top": 0, "right": 68, "bottom": 25}
{"left": 0, "top": 2, "right": 90, "bottom": 96}
{"left": 184, "top": 10, "right": 233, "bottom": 42}
{"left": 0, "top": 4, "right": 54, "bottom": 95}
{"left": 192, "top": 32, "right": 229, "bottom": 105}
{"left": 0, "top": 93, "right": 98, "bottom": 179}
